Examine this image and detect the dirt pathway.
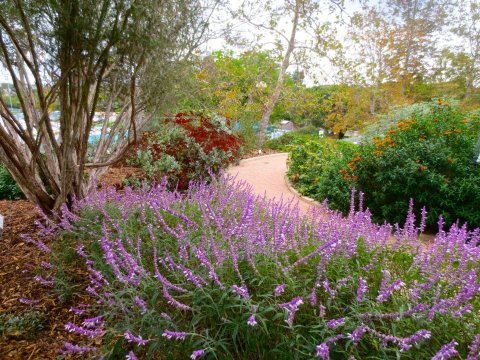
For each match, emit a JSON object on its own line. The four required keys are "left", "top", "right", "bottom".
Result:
{"left": 227, "top": 153, "right": 318, "bottom": 214}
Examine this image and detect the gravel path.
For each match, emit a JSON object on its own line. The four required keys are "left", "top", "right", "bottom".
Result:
{"left": 227, "top": 153, "right": 317, "bottom": 214}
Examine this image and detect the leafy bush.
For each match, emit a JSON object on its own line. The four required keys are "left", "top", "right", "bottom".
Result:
{"left": 290, "top": 100, "right": 480, "bottom": 229}
{"left": 264, "top": 131, "right": 319, "bottom": 152}
{"left": 126, "top": 113, "right": 242, "bottom": 190}
{"left": 0, "top": 162, "right": 23, "bottom": 200}
{"left": 44, "top": 176, "right": 480, "bottom": 359}
{"left": 287, "top": 139, "right": 358, "bottom": 211}
{"left": 350, "top": 100, "right": 480, "bottom": 228}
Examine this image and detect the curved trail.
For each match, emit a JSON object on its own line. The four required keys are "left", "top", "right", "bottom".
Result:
{"left": 227, "top": 153, "right": 318, "bottom": 215}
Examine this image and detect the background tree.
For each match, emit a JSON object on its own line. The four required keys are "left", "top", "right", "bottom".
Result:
{"left": 380, "top": 0, "right": 449, "bottom": 96}
{"left": 0, "top": 0, "right": 212, "bottom": 212}
{"left": 232, "top": 0, "right": 342, "bottom": 148}
{"left": 449, "top": 0, "right": 480, "bottom": 100}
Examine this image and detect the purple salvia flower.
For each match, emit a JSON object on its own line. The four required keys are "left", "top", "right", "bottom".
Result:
{"left": 161, "top": 312, "right": 172, "bottom": 321}
{"left": 319, "top": 304, "right": 326, "bottom": 318}
{"left": 274, "top": 284, "right": 286, "bottom": 296}
{"left": 126, "top": 351, "right": 138, "bottom": 360}
{"left": 134, "top": 296, "right": 148, "bottom": 314}
{"left": 279, "top": 297, "right": 303, "bottom": 326}
{"left": 19, "top": 298, "right": 40, "bottom": 304}
{"left": 34, "top": 275, "right": 54, "bottom": 286}
{"left": 247, "top": 314, "right": 257, "bottom": 326}
{"left": 316, "top": 343, "right": 329, "bottom": 359}
{"left": 65, "top": 323, "right": 104, "bottom": 338}
{"left": 467, "top": 335, "right": 480, "bottom": 360}
{"left": 162, "top": 287, "right": 191, "bottom": 311}
{"left": 327, "top": 317, "right": 345, "bottom": 328}
{"left": 356, "top": 277, "right": 368, "bottom": 302}
{"left": 162, "top": 330, "right": 188, "bottom": 340}
{"left": 432, "top": 341, "right": 459, "bottom": 360}
{"left": 232, "top": 285, "right": 249, "bottom": 300}
{"left": 124, "top": 330, "right": 150, "bottom": 346}
{"left": 323, "top": 279, "right": 336, "bottom": 299}
{"left": 310, "top": 287, "right": 317, "bottom": 306}
{"left": 58, "top": 342, "right": 96, "bottom": 354}
{"left": 191, "top": 349, "right": 206, "bottom": 359}
{"left": 82, "top": 316, "right": 103, "bottom": 328}
{"left": 376, "top": 279, "right": 406, "bottom": 303}
{"left": 348, "top": 325, "right": 366, "bottom": 344}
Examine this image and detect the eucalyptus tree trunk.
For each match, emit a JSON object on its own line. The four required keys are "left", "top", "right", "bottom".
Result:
{"left": 257, "top": 0, "right": 300, "bottom": 149}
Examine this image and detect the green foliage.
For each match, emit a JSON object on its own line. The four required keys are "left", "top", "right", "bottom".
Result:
{"left": 126, "top": 113, "right": 242, "bottom": 190}
{"left": 0, "top": 310, "right": 46, "bottom": 340}
{"left": 264, "top": 131, "right": 319, "bottom": 152}
{"left": 0, "top": 162, "right": 23, "bottom": 200}
{"left": 353, "top": 101, "right": 480, "bottom": 228}
{"left": 291, "top": 100, "right": 480, "bottom": 228}
{"left": 287, "top": 139, "right": 357, "bottom": 211}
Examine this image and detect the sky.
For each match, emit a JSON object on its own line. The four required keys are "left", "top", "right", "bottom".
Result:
{"left": 201, "top": 0, "right": 363, "bottom": 85}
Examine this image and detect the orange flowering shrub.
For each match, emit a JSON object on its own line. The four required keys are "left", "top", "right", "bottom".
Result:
{"left": 341, "top": 100, "right": 480, "bottom": 228}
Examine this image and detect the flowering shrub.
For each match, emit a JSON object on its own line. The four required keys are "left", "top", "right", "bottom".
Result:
{"left": 289, "top": 101, "right": 480, "bottom": 229}
{"left": 35, "top": 175, "right": 480, "bottom": 359}
{"left": 126, "top": 113, "right": 242, "bottom": 190}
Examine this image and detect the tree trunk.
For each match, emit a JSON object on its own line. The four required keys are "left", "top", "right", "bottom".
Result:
{"left": 257, "top": 0, "right": 300, "bottom": 149}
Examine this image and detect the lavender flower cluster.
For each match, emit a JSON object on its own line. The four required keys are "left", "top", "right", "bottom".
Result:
{"left": 37, "top": 174, "right": 480, "bottom": 359}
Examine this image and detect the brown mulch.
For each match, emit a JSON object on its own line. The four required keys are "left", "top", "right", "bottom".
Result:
{"left": 0, "top": 166, "right": 137, "bottom": 359}
{"left": 0, "top": 199, "right": 96, "bottom": 359}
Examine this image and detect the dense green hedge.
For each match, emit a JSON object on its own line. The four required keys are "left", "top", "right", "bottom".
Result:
{"left": 288, "top": 139, "right": 358, "bottom": 212}
{"left": 288, "top": 100, "right": 480, "bottom": 229}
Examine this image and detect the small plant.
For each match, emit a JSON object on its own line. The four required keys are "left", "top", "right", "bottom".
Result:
{"left": 0, "top": 310, "right": 46, "bottom": 340}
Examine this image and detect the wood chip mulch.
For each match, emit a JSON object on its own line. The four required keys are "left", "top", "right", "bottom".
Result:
{"left": 0, "top": 166, "right": 136, "bottom": 359}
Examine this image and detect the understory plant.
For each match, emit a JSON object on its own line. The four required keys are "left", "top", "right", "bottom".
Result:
{"left": 29, "top": 175, "right": 480, "bottom": 359}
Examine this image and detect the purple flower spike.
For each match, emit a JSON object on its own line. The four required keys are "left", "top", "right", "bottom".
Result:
{"left": 162, "top": 330, "right": 188, "bottom": 340}
{"left": 274, "top": 284, "right": 286, "bottom": 296}
{"left": 191, "top": 349, "right": 205, "bottom": 359}
{"left": 124, "top": 330, "right": 150, "bottom": 346}
{"left": 432, "top": 341, "right": 459, "bottom": 360}
{"left": 279, "top": 297, "right": 303, "bottom": 326}
{"left": 232, "top": 284, "right": 249, "bottom": 300}
{"left": 126, "top": 351, "right": 138, "bottom": 360}
{"left": 326, "top": 317, "right": 345, "bottom": 328}
{"left": 59, "top": 342, "right": 96, "bottom": 354}
{"left": 356, "top": 277, "right": 368, "bottom": 302}
{"left": 247, "top": 314, "right": 257, "bottom": 326}
{"left": 316, "top": 342, "right": 329, "bottom": 359}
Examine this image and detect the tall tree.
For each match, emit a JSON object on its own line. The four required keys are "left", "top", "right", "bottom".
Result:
{"left": 232, "top": 0, "right": 342, "bottom": 148}
{"left": 0, "top": 0, "right": 212, "bottom": 212}
{"left": 450, "top": 0, "right": 480, "bottom": 99}
{"left": 381, "top": 0, "right": 449, "bottom": 95}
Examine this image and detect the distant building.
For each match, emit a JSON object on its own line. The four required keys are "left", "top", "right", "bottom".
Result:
{"left": 278, "top": 120, "right": 294, "bottom": 131}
